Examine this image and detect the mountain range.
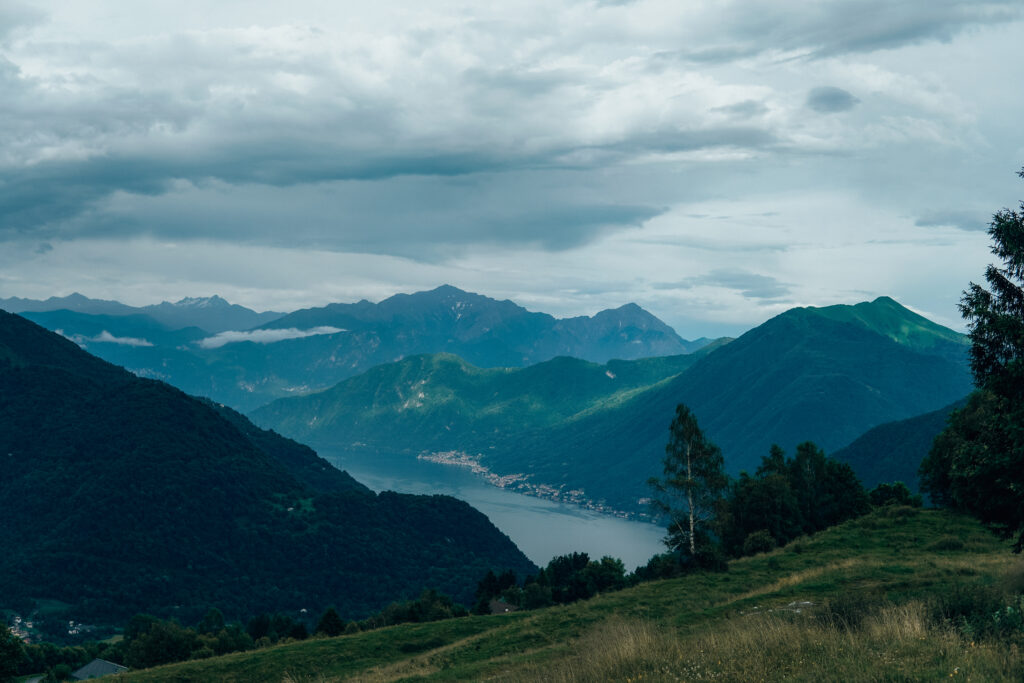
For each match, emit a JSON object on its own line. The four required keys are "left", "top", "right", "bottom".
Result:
{"left": 0, "top": 293, "right": 284, "bottom": 334}
{"left": 0, "top": 310, "right": 536, "bottom": 628}
{"left": 12, "top": 286, "right": 711, "bottom": 411}
{"left": 252, "top": 297, "right": 974, "bottom": 513}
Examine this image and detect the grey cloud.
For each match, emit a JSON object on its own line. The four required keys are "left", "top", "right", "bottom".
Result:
{"left": 659, "top": 269, "right": 791, "bottom": 300}
{"left": 705, "top": 269, "right": 791, "bottom": 300}
{"left": 806, "top": 86, "right": 860, "bottom": 113}
{"left": 916, "top": 209, "right": 990, "bottom": 232}
{"left": 14, "top": 170, "right": 667, "bottom": 261}
{"left": 674, "top": 0, "right": 1023, "bottom": 62}
{"left": 0, "top": 2, "right": 45, "bottom": 41}
{"left": 712, "top": 100, "right": 769, "bottom": 119}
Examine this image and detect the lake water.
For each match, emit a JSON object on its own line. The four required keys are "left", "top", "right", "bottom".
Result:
{"left": 321, "top": 449, "right": 666, "bottom": 571}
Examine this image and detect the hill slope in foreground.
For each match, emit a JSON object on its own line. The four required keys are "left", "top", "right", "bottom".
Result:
{"left": 0, "top": 310, "right": 536, "bottom": 627}
{"left": 116, "top": 508, "right": 1023, "bottom": 681}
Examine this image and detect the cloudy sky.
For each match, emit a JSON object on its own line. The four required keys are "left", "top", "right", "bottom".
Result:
{"left": 1, "top": 0, "right": 1022, "bottom": 337}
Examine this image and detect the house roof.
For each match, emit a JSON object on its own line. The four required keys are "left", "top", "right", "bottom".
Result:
{"left": 72, "top": 658, "right": 129, "bottom": 680}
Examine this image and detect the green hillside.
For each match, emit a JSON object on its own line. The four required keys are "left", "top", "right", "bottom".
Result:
{"left": 254, "top": 297, "right": 972, "bottom": 514}
{"left": 0, "top": 311, "right": 536, "bottom": 630}
{"left": 250, "top": 351, "right": 710, "bottom": 450}
{"left": 801, "top": 296, "right": 969, "bottom": 359}
{"left": 109, "top": 508, "right": 1024, "bottom": 681}
{"left": 833, "top": 398, "right": 968, "bottom": 492}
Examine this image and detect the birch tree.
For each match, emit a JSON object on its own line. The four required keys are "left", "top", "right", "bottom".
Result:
{"left": 648, "top": 404, "right": 727, "bottom": 558}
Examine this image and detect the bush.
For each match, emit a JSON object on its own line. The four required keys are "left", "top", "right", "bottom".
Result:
{"left": 869, "top": 482, "right": 923, "bottom": 508}
{"left": 742, "top": 530, "right": 777, "bottom": 556}
{"left": 931, "top": 584, "right": 1024, "bottom": 641}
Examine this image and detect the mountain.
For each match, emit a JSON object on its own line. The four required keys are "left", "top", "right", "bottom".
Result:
{"left": 20, "top": 309, "right": 208, "bottom": 348}
{"left": 0, "top": 293, "right": 284, "bottom": 333}
{"left": 0, "top": 310, "right": 536, "bottom": 628}
{"left": 11, "top": 286, "right": 712, "bottom": 411}
{"left": 832, "top": 398, "right": 967, "bottom": 492}
{"left": 262, "top": 285, "right": 709, "bottom": 364}
{"left": 249, "top": 349, "right": 719, "bottom": 451}
{"left": 253, "top": 297, "right": 973, "bottom": 514}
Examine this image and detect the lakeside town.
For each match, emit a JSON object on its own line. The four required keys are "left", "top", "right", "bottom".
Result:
{"left": 416, "top": 450, "right": 644, "bottom": 520}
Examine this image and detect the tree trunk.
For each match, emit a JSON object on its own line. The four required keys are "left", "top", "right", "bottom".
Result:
{"left": 686, "top": 441, "right": 695, "bottom": 555}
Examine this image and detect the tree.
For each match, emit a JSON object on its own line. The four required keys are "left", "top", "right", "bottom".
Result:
{"left": 787, "top": 442, "right": 869, "bottom": 533}
{"left": 124, "top": 620, "right": 198, "bottom": 669}
{"left": 648, "top": 404, "right": 727, "bottom": 559}
{"left": 196, "top": 608, "right": 225, "bottom": 636}
{"left": 721, "top": 443, "right": 868, "bottom": 557}
{"left": 868, "top": 482, "right": 922, "bottom": 508}
{"left": 315, "top": 607, "right": 345, "bottom": 637}
{"left": 921, "top": 167, "right": 1024, "bottom": 552}
{"left": 0, "top": 625, "right": 26, "bottom": 683}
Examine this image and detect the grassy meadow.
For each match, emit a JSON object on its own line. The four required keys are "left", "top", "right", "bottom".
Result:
{"left": 109, "top": 507, "right": 1023, "bottom": 681}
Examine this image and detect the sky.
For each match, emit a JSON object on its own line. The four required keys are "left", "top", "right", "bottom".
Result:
{"left": 1, "top": 1, "right": 1023, "bottom": 338}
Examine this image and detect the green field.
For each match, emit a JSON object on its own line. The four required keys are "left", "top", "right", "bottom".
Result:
{"left": 108, "top": 507, "right": 1024, "bottom": 681}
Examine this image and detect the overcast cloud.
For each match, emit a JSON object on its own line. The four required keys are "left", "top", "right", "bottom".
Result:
{"left": 1, "top": 0, "right": 1023, "bottom": 336}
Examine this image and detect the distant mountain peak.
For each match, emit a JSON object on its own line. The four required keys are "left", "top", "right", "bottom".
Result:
{"left": 172, "top": 295, "right": 230, "bottom": 308}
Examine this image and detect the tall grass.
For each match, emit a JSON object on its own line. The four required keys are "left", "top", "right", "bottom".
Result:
{"left": 499, "top": 601, "right": 1022, "bottom": 682}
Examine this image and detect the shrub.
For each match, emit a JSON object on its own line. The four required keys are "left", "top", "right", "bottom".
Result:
{"left": 742, "top": 530, "right": 777, "bottom": 556}
{"left": 869, "top": 482, "right": 923, "bottom": 508}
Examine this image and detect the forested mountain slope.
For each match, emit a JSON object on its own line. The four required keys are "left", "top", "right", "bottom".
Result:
{"left": 832, "top": 398, "right": 967, "bottom": 492}
{"left": 250, "top": 349, "right": 719, "bottom": 449}
{"left": 0, "top": 310, "right": 535, "bottom": 628}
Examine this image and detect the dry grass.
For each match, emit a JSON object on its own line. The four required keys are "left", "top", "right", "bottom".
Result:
{"left": 497, "top": 602, "right": 1023, "bottom": 682}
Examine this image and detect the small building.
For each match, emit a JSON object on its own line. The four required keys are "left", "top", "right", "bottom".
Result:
{"left": 488, "top": 599, "right": 520, "bottom": 614}
{"left": 72, "top": 658, "right": 128, "bottom": 680}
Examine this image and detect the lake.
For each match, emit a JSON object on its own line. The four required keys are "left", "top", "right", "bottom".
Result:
{"left": 321, "top": 448, "right": 666, "bottom": 571}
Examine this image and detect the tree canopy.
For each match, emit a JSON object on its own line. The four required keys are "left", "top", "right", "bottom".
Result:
{"left": 648, "top": 404, "right": 727, "bottom": 561}
{"left": 921, "top": 166, "right": 1024, "bottom": 552}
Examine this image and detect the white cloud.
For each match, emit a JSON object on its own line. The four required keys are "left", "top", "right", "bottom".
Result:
{"left": 55, "top": 329, "right": 154, "bottom": 347}
{"left": 93, "top": 330, "right": 153, "bottom": 346}
{"left": 198, "top": 326, "right": 345, "bottom": 349}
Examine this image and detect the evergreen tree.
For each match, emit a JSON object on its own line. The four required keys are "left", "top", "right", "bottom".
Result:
{"left": 922, "top": 166, "right": 1024, "bottom": 552}
{"left": 315, "top": 607, "right": 345, "bottom": 637}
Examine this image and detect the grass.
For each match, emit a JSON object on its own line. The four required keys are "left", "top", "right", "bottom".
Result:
{"left": 109, "top": 508, "right": 1024, "bottom": 682}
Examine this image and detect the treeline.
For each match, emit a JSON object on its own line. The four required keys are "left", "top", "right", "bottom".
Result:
{"left": 0, "top": 588, "right": 479, "bottom": 680}
{"left": 472, "top": 554, "right": 628, "bottom": 612}
{"left": 472, "top": 450, "right": 917, "bottom": 611}
{"left": 645, "top": 404, "right": 921, "bottom": 572}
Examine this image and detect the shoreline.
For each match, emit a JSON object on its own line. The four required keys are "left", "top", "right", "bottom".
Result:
{"left": 416, "top": 450, "right": 649, "bottom": 521}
